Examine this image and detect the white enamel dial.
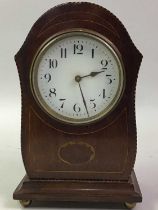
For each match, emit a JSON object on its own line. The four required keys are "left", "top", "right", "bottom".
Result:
{"left": 32, "top": 31, "right": 124, "bottom": 124}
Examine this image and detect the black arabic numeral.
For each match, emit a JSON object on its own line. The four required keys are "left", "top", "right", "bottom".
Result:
{"left": 49, "top": 59, "right": 58, "bottom": 68}
{"left": 99, "top": 89, "right": 106, "bottom": 99}
{"left": 49, "top": 88, "right": 56, "bottom": 97}
{"left": 74, "top": 44, "right": 83, "bottom": 54}
{"left": 90, "top": 99, "right": 96, "bottom": 109}
{"left": 101, "top": 59, "right": 108, "bottom": 69}
{"left": 92, "top": 49, "right": 95, "bottom": 58}
{"left": 59, "top": 99, "right": 66, "bottom": 109}
{"left": 61, "top": 48, "right": 67, "bottom": 58}
{"left": 103, "top": 89, "right": 106, "bottom": 99}
{"left": 44, "top": 73, "right": 51, "bottom": 82}
{"left": 73, "top": 104, "right": 81, "bottom": 113}
{"left": 106, "top": 74, "right": 113, "bottom": 84}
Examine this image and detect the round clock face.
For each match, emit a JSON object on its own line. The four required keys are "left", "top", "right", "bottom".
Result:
{"left": 31, "top": 31, "right": 124, "bottom": 124}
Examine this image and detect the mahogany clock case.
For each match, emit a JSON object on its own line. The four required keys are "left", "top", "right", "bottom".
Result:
{"left": 13, "top": 2, "right": 143, "bottom": 205}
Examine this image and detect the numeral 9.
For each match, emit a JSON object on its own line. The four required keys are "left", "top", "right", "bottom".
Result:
{"left": 44, "top": 73, "right": 51, "bottom": 82}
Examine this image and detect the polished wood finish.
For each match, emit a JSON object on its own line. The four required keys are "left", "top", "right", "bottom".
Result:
{"left": 14, "top": 171, "right": 141, "bottom": 203}
{"left": 13, "top": 2, "right": 143, "bottom": 205}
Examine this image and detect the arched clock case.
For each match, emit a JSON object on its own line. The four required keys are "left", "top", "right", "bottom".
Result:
{"left": 13, "top": 2, "right": 143, "bottom": 208}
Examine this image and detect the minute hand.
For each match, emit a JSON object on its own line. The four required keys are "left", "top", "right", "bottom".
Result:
{"left": 78, "top": 82, "right": 89, "bottom": 117}
{"left": 81, "top": 70, "right": 105, "bottom": 79}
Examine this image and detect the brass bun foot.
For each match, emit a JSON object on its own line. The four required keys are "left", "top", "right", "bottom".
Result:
{"left": 125, "top": 202, "right": 136, "bottom": 209}
{"left": 19, "top": 200, "right": 32, "bottom": 207}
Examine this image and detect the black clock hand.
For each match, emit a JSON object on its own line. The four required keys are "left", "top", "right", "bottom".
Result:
{"left": 82, "top": 70, "right": 105, "bottom": 78}
{"left": 75, "top": 70, "right": 105, "bottom": 82}
{"left": 77, "top": 82, "right": 89, "bottom": 117}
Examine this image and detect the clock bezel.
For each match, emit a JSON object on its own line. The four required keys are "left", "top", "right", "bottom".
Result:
{"left": 30, "top": 29, "right": 125, "bottom": 125}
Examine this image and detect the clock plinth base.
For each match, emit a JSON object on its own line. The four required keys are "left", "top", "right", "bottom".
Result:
{"left": 13, "top": 171, "right": 142, "bottom": 206}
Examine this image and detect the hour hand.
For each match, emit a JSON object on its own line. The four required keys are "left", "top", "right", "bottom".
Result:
{"left": 75, "top": 70, "right": 105, "bottom": 82}
{"left": 89, "top": 70, "right": 105, "bottom": 77}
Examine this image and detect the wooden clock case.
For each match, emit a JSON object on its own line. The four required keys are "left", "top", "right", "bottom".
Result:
{"left": 13, "top": 2, "right": 143, "bottom": 206}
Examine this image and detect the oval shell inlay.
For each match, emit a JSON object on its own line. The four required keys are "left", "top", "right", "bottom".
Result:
{"left": 58, "top": 141, "right": 95, "bottom": 165}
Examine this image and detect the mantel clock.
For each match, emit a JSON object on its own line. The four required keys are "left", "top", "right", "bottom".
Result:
{"left": 13, "top": 2, "right": 143, "bottom": 208}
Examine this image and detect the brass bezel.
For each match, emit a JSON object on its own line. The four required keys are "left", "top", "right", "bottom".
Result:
{"left": 30, "top": 29, "right": 125, "bottom": 125}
